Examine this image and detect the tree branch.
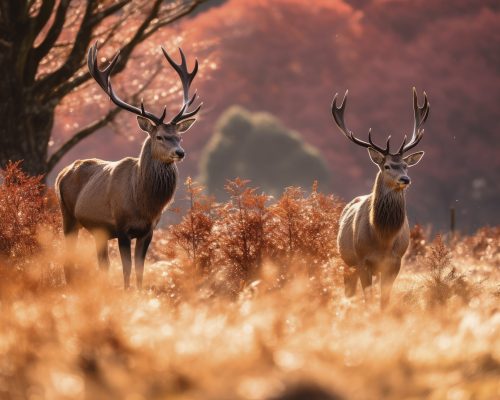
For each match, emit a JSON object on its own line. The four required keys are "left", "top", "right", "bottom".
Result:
{"left": 47, "top": 10, "right": 132, "bottom": 101}
{"left": 141, "top": 0, "right": 206, "bottom": 41}
{"left": 107, "top": 0, "right": 164, "bottom": 71}
{"left": 32, "top": 0, "right": 55, "bottom": 37}
{"left": 35, "top": 0, "right": 170, "bottom": 98}
{"left": 88, "top": 0, "right": 131, "bottom": 26}
{"left": 46, "top": 0, "right": 206, "bottom": 102}
{"left": 34, "top": 0, "right": 99, "bottom": 95}
{"left": 26, "top": 0, "right": 70, "bottom": 84}
{"left": 46, "top": 106, "right": 122, "bottom": 174}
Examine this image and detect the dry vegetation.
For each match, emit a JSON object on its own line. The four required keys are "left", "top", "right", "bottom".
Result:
{"left": 0, "top": 164, "right": 499, "bottom": 400}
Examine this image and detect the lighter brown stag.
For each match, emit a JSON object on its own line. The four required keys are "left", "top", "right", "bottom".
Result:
{"left": 331, "top": 88, "right": 429, "bottom": 308}
{"left": 55, "top": 43, "right": 202, "bottom": 289}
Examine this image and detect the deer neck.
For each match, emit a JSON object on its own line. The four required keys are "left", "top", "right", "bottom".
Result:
{"left": 136, "top": 138, "right": 178, "bottom": 213}
{"left": 370, "top": 172, "right": 406, "bottom": 238}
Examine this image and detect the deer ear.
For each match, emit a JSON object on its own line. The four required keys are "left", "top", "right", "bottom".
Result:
{"left": 137, "top": 116, "right": 157, "bottom": 134}
{"left": 175, "top": 118, "right": 196, "bottom": 133}
{"left": 404, "top": 151, "right": 424, "bottom": 167}
{"left": 367, "top": 147, "right": 384, "bottom": 165}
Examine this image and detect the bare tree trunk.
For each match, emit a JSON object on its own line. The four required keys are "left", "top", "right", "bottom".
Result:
{"left": 0, "top": 49, "right": 54, "bottom": 175}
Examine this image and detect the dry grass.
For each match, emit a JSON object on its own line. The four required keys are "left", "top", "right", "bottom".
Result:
{"left": 0, "top": 165, "right": 499, "bottom": 399}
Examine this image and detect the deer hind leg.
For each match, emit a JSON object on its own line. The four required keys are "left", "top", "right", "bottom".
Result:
{"left": 94, "top": 231, "right": 110, "bottom": 272}
{"left": 380, "top": 260, "right": 401, "bottom": 310}
{"left": 62, "top": 215, "right": 79, "bottom": 285}
{"left": 343, "top": 265, "right": 358, "bottom": 297}
{"left": 118, "top": 233, "right": 132, "bottom": 289}
{"left": 134, "top": 231, "right": 153, "bottom": 290}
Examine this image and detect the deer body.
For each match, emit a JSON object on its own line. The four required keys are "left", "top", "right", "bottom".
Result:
{"left": 338, "top": 172, "right": 411, "bottom": 306}
{"left": 57, "top": 138, "right": 177, "bottom": 239}
{"left": 331, "top": 88, "right": 429, "bottom": 308}
{"left": 56, "top": 43, "right": 201, "bottom": 289}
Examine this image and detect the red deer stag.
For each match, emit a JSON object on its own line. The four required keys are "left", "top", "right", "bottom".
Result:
{"left": 55, "top": 43, "right": 202, "bottom": 289}
{"left": 331, "top": 88, "right": 429, "bottom": 308}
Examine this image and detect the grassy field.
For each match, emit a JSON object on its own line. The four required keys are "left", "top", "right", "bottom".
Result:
{"left": 0, "top": 165, "right": 499, "bottom": 399}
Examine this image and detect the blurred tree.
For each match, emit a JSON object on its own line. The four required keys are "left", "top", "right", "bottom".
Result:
{"left": 200, "top": 106, "right": 331, "bottom": 198}
{"left": 183, "top": 0, "right": 500, "bottom": 232}
{"left": 0, "top": 0, "right": 206, "bottom": 176}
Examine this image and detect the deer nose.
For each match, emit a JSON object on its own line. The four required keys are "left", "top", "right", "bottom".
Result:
{"left": 399, "top": 176, "right": 410, "bottom": 185}
{"left": 175, "top": 149, "right": 185, "bottom": 159}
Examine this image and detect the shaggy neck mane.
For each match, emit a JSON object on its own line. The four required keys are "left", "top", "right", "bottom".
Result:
{"left": 136, "top": 138, "right": 177, "bottom": 214}
{"left": 370, "top": 172, "right": 406, "bottom": 237}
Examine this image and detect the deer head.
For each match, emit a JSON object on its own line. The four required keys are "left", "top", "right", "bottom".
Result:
{"left": 87, "top": 42, "right": 202, "bottom": 163}
{"left": 331, "top": 87, "right": 429, "bottom": 191}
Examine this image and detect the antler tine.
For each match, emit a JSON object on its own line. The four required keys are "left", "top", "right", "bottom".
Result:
{"left": 332, "top": 92, "right": 365, "bottom": 145}
{"left": 188, "top": 91, "right": 197, "bottom": 107}
{"left": 332, "top": 91, "right": 388, "bottom": 154}
{"left": 397, "top": 135, "right": 407, "bottom": 154}
{"left": 161, "top": 47, "right": 202, "bottom": 124}
{"left": 87, "top": 42, "right": 166, "bottom": 125}
{"left": 401, "top": 87, "right": 430, "bottom": 153}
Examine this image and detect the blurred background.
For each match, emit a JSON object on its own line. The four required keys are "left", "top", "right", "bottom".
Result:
{"left": 1, "top": 0, "right": 499, "bottom": 233}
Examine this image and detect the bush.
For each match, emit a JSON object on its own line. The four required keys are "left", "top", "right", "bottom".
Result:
{"left": 0, "top": 161, "right": 60, "bottom": 265}
{"left": 167, "top": 178, "right": 343, "bottom": 292}
{"left": 170, "top": 177, "right": 217, "bottom": 274}
{"left": 199, "top": 106, "right": 331, "bottom": 199}
{"left": 424, "top": 235, "right": 472, "bottom": 307}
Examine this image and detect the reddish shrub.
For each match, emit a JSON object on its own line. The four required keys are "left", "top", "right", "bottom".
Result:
{"left": 0, "top": 162, "right": 60, "bottom": 265}
{"left": 167, "top": 178, "right": 344, "bottom": 292}
{"left": 170, "top": 177, "right": 217, "bottom": 274}
{"left": 214, "top": 178, "right": 272, "bottom": 281}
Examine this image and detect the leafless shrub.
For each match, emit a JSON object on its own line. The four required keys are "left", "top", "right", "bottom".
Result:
{"left": 424, "top": 235, "right": 473, "bottom": 307}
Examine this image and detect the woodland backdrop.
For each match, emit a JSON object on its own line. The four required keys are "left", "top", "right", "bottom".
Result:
{"left": 1, "top": 0, "right": 499, "bottom": 232}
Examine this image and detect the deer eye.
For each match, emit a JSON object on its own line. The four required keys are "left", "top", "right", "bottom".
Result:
{"left": 156, "top": 136, "right": 163, "bottom": 141}
{"left": 384, "top": 165, "right": 390, "bottom": 170}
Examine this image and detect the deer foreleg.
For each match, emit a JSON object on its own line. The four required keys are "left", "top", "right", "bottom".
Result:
{"left": 380, "top": 260, "right": 401, "bottom": 309}
{"left": 134, "top": 231, "right": 153, "bottom": 290}
{"left": 343, "top": 266, "right": 358, "bottom": 297}
{"left": 118, "top": 233, "right": 132, "bottom": 289}
{"left": 359, "top": 262, "right": 373, "bottom": 304}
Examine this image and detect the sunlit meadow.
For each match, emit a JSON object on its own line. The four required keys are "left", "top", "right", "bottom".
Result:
{"left": 0, "top": 164, "right": 499, "bottom": 400}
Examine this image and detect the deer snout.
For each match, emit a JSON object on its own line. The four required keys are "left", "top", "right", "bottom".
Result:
{"left": 174, "top": 148, "right": 185, "bottom": 159}
{"left": 399, "top": 176, "right": 410, "bottom": 185}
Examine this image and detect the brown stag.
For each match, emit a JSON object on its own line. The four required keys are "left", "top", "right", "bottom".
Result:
{"left": 55, "top": 43, "right": 202, "bottom": 289}
{"left": 331, "top": 88, "right": 430, "bottom": 308}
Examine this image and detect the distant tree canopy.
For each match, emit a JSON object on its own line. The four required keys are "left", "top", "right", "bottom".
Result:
{"left": 200, "top": 106, "right": 331, "bottom": 198}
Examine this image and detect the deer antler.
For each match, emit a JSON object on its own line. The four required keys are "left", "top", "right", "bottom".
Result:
{"left": 331, "top": 91, "right": 392, "bottom": 155}
{"left": 87, "top": 42, "right": 167, "bottom": 125}
{"left": 87, "top": 42, "right": 202, "bottom": 126}
{"left": 332, "top": 89, "right": 430, "bottom": 156}
{"left": 161, "top": 47, "right": 202, "bottom": 124}
{"left": 398, "top": 87, "right": 430, "bottom": 154}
